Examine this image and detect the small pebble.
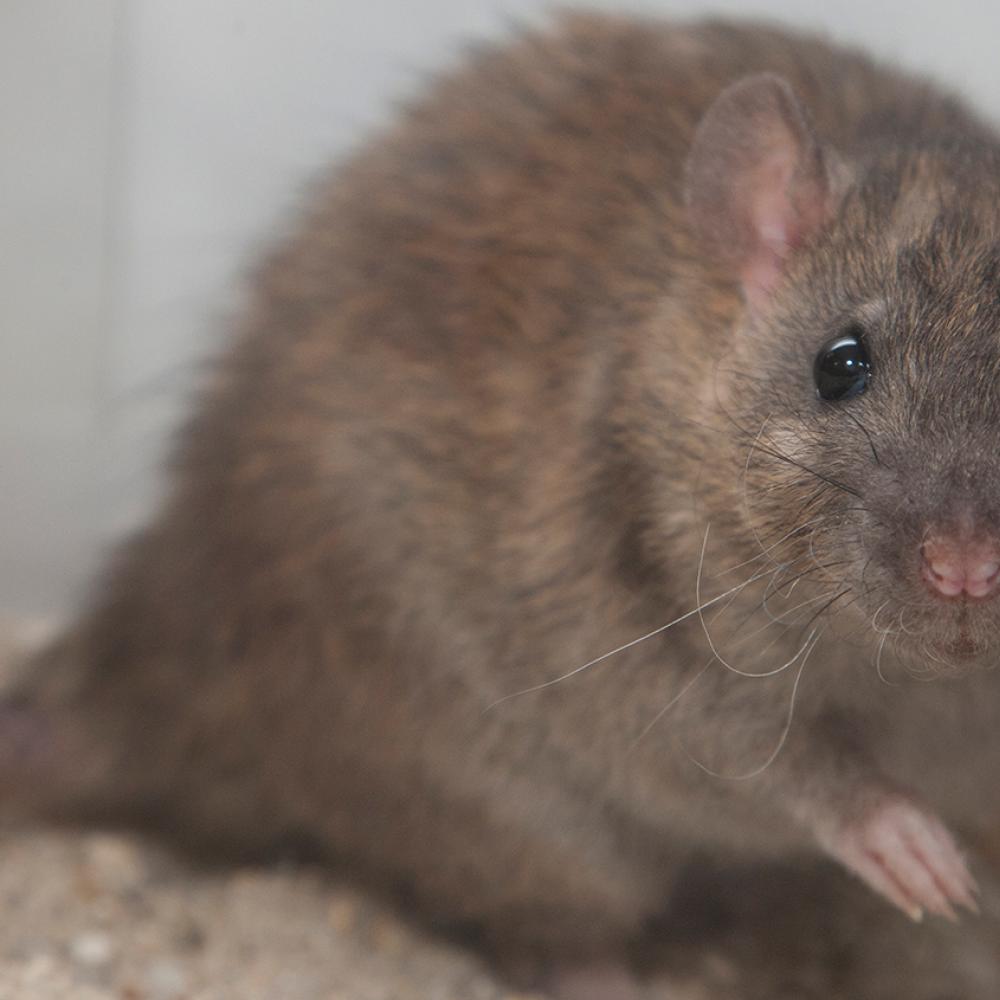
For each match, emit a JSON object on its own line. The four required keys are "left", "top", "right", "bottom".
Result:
{"left": 85, "top": 835, "right": 147, "bottom": 893}
{"left": 327, "top": 897, "right": 359, "bottom": 934}
{"left": 71, "top": 931, "right": 114, "bottom": 967}
{"left": 170, "top": 914, "right": 206, "bottom": 952}
{"left": 370, "top": 916, "right": 407, "bottom": 955}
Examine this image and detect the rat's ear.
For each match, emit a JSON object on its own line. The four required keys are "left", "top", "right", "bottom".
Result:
{"left": 685, "top": 73, "right": 847, "bottom": 310}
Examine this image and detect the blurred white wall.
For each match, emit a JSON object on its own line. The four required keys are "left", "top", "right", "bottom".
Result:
{"left": 4, "top": 0, "right": 1000, "bottom": 616}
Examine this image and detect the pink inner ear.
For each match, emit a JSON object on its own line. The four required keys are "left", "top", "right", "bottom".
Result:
{"left": 740, "top": 151, "right": 808, "bottom": 311}
{"left": 686, "top": 74, "right": 844, "bottom": 312}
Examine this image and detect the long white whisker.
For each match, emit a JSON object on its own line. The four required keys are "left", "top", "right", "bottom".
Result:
{"left": 711, "top": 549, "right": 818, "bottom": 635}
{"left": 871, "top": 600, "right": 895, "bottom": 636}
{"left": 875, "top": 627, "right": 896, "bottom": 686}
{"left": 711, "top": 515, "right": 829, "bottom": 579}
{"left": 484, "top": 560, "right": 775, "bottom": 712}
{"left": 740, "top": 412, "right": 774, "bottom": 559}
{"left": 724, "top": 625, "right": 817, "bottom": 679}
{"left": 897, "top": 608, "right": 919, "bottom": 637}
{"left": 696, "top": 524, "right": 821, "bottom": 678}
{"left": 684, "top": 629, "right": 821, "bottom": 781}
{"left": 628, "top": 655, "right": 717, "bottom": 752}
{"left": 741, "top": 620, "right": 794, "bottom": 665}
{"left": 737, "top": 588, "right": 837, "bottom": 644}
{"left": 708, "top": 560, "right": 788, "bottom": 629}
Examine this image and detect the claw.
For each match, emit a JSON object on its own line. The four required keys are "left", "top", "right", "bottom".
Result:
{"left": 818, "top": 794, "right": 978, "bottom": 922}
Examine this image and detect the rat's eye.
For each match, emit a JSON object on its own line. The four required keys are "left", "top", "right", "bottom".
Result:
{"left": 813, "top": 326, "right": 871, "bottom": 402}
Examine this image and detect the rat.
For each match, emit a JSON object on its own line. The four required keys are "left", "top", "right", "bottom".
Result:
{"left": 6, "top": 11, "right": 1000, "bottom": 998}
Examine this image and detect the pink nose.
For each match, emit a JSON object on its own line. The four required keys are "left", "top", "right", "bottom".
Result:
{"left": 921, "top": 537, "right": 1000, "bottom": 598}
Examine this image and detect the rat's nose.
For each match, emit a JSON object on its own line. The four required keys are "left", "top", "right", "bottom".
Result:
{"left": 921, "top": 537, "right": 1000, "bottom": 599}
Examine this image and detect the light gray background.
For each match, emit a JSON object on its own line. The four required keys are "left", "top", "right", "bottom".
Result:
{"left": 4, "top": 0, "right": 1000, "bottom": 616}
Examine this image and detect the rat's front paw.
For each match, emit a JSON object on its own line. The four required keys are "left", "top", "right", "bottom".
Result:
{"left": 817, "top": 795, "right": 978, "bottom": 922}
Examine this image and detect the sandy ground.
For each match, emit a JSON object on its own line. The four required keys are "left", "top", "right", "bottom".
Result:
{"left": 0, "top": 828, "right": 546, "bottom": 1000}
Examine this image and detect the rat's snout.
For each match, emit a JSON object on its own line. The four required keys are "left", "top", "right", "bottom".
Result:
{"left": 920, "top": 534, "right": 1000, "bottom": 599}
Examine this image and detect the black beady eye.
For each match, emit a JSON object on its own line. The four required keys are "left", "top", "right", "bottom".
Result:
{"left": 813, "top": 325, "right": 871, "bottom": 401}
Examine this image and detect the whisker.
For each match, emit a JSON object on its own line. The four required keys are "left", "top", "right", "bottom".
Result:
{"left": 711, "top": 549, "right": 821, "bottom": 636}
{"left": 897, "top": 608, "right": 919, "bottom": 637}
{"left": 752, "top": 440, "right": 862, "bottom": 498}
{"left": 722, "top": 623, "right": 819, "bottom": 679}
{"left": 741, "top": 413, "right": 777, "bottom": 558}
{"left": 785, "top": 483, "right": 836, "bottom": 529}
{"left": 798, "top": 588, "right": 851, "bottom": 632}
{"left": 707, "top": 566, "right": 771, "bottom": 628}
{"left": 711, "top": 553, "right": 828, "bottom": 638}
{"left": 871, "top": 600, "right": 894, "bottom": 635}
{"left": 485, "top": 559, "right": 775, "bottom": 711}
{"left": 711, "top": 571, "right": 793, "bottom": 644}
{"left": 628, "top": 654, "right": 717, "bottom": 752}
{"left": 746, "top": 585, "right": 843, "bottom": 637}
{"left": 762, "top": 559, "right": 850, "bottom": 607}
{"left": 711, "top": 516, "right": 831, "bottom": 578}
{"left": 875, "top": 626, "right": 897, "bottom": 686}
{"left": 921, "top": 642, "right": 956, "bottom": 673}
{"left": 696, "top": 524, "right": 830, "bottom": 678}
{"left": 718, "top": 397, "right": 861, "bottom": 501}
{"left": 841, "top": 409, "right": 882, "bottom": 467}
{"left": 684, "top": 629, "right": 822, "bottom": 780}
{"left": 731, "top": 617, "right": 794, "bottom": 665}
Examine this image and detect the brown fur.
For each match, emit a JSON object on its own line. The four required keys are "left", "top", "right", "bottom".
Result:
{"left": 11, "top": 12, "right": 1000, "bottom": 994}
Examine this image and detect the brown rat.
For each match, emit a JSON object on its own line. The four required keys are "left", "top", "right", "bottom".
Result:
{"left": 8, "top": 11, "right": 1000, "bottom": 997}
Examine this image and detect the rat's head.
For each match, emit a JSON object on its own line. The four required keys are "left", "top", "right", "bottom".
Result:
{"left": 685, "top": 73, "right": 1000, "bottom": 674}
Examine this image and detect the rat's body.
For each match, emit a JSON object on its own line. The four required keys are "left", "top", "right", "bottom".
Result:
{"left": 11, "top": 13, "right": 1000, "bottom": 996}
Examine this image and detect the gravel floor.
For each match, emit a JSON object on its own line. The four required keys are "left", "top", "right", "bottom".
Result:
{"left": 0, "top": 829, "right": 545, "bottom": 1000}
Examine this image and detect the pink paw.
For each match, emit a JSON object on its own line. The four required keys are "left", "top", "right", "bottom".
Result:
{"left": 818, "top": 795, "right": 978, "bottom": 922}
